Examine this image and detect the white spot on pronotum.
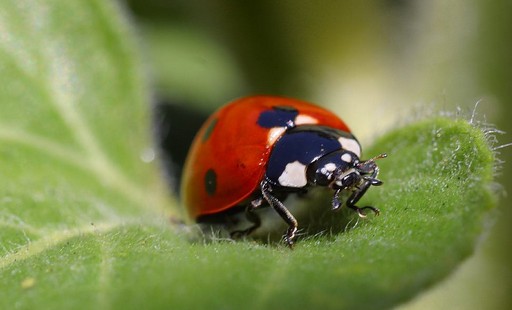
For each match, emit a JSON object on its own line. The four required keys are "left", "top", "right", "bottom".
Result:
{"left": 338, "top": 137, "right": 361, "bottom": 157}
{"left": 267, "top": 127, "right": 287, "bottom": 145}
{"left": 320, "top": 162, "right": 337, "bottom": 180}
{"left": 341, "top": 153, "right": 352, "bottom": 163}
{"left": 324, "top": 163, "right": 337, "bottom": 171}
{"left": 278, "top": 161, "right": 307, "bottom": 187}
{"left": 295, "top": 114, "right": 318, "bottom": 125}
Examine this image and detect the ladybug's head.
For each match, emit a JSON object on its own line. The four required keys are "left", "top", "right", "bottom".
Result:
{"left": 306, "top": 151, "right": 386, "bottom": 209}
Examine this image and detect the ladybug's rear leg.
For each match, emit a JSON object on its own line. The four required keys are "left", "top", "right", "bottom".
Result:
{"left": 260, "top": 180, "right": 298, "bottom": 248}
{"left": 230, "top": 202, "right": 262, "bottom": 239}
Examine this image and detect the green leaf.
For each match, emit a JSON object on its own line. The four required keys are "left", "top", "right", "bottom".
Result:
{"left": 0, "top": 1, "right": 498, "bottom": 310}
{"left": 0, "top": 0, "right": 168, "bottom": 297}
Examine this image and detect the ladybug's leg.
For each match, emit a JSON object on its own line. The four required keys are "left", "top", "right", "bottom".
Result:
{"left": 346, "top": 181, "right": 380, "bottom": 218}
{"left": 245, "top": 204, "right": 262, "bottom": 234}
{"left": 230, "top": 203, "right": 262, "bottom": 239}
{"left": 260, "top": 180, "right": 298, "bottom": 248}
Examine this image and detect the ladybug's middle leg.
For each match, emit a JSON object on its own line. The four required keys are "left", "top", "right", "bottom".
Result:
{"left": 260, "top": 180, "right": 298, "bottom": 248}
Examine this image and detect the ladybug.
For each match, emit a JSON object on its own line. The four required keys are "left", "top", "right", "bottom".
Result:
{"left": 181, "top": 96, "right": 385, "bottom": 247}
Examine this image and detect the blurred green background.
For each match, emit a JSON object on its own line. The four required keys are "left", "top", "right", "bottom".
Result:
{"left": 124, "top": 0, "right": 511, "bottom": 309}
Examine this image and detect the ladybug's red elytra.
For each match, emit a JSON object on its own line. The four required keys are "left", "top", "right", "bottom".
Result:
{"left": 181, "top": 96, "right": 386, "bottom": 247}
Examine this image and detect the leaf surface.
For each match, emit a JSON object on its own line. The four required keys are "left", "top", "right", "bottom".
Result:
{"left": 0, "top": 2, "right": 497, "bottom": 309}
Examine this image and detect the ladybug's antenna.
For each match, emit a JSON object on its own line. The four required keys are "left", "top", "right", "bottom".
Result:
{"left": 369, "top": 153, "right": 387, "bottom": 162}
{"left": 356, "top": 153, "right": 386, "bottom": 187}
{"left": 357, "top": 153, "right": 387, "bottom": 175}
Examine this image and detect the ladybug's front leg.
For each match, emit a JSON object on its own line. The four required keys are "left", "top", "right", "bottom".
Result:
{"left": 260, "top": 180, "right": 298, "bottom": 248}
{"left": 346, "top": 181, "right": 380, "bottom": 218}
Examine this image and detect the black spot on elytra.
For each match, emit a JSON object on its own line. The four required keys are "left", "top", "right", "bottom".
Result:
{"left": 204, "top": 169, "right": 217, "bottom": 196}
{"left": 257, "top": 106, "right": 298, "bottom": 128}
{"left": 202, "top": 118, "right": 218, "bottom": 142}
